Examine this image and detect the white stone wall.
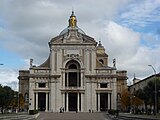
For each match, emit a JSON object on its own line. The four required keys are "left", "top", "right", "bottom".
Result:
{"left": 27, "top": 29, "right": 121, "bottom": 112}
{"left": 29, "top": 78, "right": 34, "bottom": 110}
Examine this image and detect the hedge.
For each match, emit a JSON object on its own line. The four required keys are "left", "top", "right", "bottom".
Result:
{"left": 29, "top": 110, "right": 38, "bottom": 115}
{"left": 108, "top": 109, "right": 119, "bottom": 115}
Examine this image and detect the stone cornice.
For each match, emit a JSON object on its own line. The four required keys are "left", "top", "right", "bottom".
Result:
{"left": 60, "top": 88, "right": 85, "bottom": 93}
{"left": 117, "top": 76, "right": 128, "bottom": 80}
{"left": 33, "top": 88, "right": 50, "bottom": 92}
{"left": 85, "top": 74, "right": 118, "bottom": 78}
{"left": 29, "top": 74, "right": 61, "bottom": 78}
{"left": 96, "top": 89, "right": 112, "bottom": 93}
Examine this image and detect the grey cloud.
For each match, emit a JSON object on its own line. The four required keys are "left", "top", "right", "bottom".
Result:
{"left": 0, "top": 0, "right": 129, "bottom": 65}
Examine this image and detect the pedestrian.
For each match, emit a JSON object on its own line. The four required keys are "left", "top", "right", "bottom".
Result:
{"left": 62, "top": 107, "right": 64, "bottom": 113}
{"left": 60, "top": 107, "right": 62, "bottom": 113}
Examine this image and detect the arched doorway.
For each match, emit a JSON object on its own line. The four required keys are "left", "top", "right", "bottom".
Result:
{"left": 65, "top": 60, "right": 81, "bottom": 111}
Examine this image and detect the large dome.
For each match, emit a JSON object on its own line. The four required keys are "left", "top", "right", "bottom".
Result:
{"left": 59, "top": 27, "right": 86, "bottom": 35}
{"left": 59, "top": 11, "right": 86, "bottom": 35}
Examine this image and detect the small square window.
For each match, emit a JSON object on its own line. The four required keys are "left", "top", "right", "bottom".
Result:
{"left": 100, "top": 83, "right": 108, "bottom": 88}
{"left": 38, "top": 83, "right": 46, "bottom": 88}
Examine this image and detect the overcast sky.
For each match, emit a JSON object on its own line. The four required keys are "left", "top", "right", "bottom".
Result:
{"left": 0, "top": 0, "right": 160, "bottom": 90}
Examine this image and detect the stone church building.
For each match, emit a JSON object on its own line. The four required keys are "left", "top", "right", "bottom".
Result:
{"left": 18, "top": 12, "right": 127, "bottom": 112}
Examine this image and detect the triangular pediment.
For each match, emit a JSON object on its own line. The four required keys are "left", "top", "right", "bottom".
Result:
{"left": 49, "top": 30, "right": 97, "bottom": 45}
{"left": 82, "top": 34, "right": 97, "bottom": 44}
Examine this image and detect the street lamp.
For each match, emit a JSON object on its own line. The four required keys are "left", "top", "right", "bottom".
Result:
{"left": 0, "top": 64, "right": 4, "bottom": 65}
{"left": 148, "top": 65, "right": 157, "bottom": 115}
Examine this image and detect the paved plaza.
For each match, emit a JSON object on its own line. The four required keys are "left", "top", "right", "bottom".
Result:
{"left": 37, "top": 112, "right": 111, "bottom": 120}
{"left": 0, "top": 113, "right": 36, "bottom": 120}
{"left": 118, "top": 113, "right": 160, "bottom": 120}
{"left": 1, "top": 112, "right": 160, "bottom": 120}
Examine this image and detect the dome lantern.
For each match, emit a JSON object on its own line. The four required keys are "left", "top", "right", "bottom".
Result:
{"left": 59, "top": 11, "right": 85, "bottom": 35}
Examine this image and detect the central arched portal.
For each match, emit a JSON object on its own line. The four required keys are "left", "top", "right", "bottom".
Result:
{"left": 65, "top": 60, "right": 81, "bottom": 111}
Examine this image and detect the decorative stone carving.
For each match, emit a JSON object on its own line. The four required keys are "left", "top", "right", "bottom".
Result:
{"left": 52, "top": 48, "right": 60, "bottom": 52}
{"left": 64, "top": 54, "right": 82, "bottom": 61}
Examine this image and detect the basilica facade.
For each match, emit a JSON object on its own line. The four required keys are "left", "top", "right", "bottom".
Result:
{"left": 18, "top": 12, "right": 127, "bottom": 112}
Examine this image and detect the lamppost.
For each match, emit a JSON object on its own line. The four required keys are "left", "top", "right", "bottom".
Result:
{"left": 148, "top": 65, "right": 157, "bottom": 115}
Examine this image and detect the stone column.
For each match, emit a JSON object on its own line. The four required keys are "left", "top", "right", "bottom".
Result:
{"left": 98, "top": 93, "right": 100, "bottom": 112}
{"left": 111, "top": 78, "right": 117, "bottom": 110}
{"left": 62, "top": 72, "right": 65, "bottom": 88}
{"left": 86, "top": 49, "right": 89, "bottom": 73}
{"left": 108, "top": 93, "right": 110, "bottom": 110}
{"left": 66, "top": 73, "right": 68, "bottom": 87}
{"left": 86, "top": 82, "right": 91, "bottom": 111}
{"left": 62, "top": 93, "right": 65, "bottom": 108}
{"left": 49, "top": 92, "right": 51, "bottom": 112}
{"left": 29, "top": 81, "right": 35, "bottom": 110}
{"left": 45, "top": 93, "right": 48, "bottom": 112}
{"left": 51, "top": 49, "right": 55, "bottom": 74}
{"left": 66, "top": 93, "right": 68, "bottom": 112}
{"left": 31, "top": 93, "right": 35, "bottom": 110}
{"left": 81, "top": 93, "right": 84, "bottom": 112}
{"left": 36, "top": 93, "right": 38, "bottom": 110}
{"left": 81, "top": 72, "right": 83, "bottom": 88}
{"left": 50, "top": 81, "right": 54, "bottom": 112}
{"left": 90, "top": 82, "right": 92, "bottom": 110}
{"left": 54, "top": 80, "right": 57, "bottom": 112}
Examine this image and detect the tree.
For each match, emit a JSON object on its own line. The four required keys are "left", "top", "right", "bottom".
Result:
{"left": 135, "top": 79, "right": 160, "bottom": 112}
{"left": 0, "top": 84, "right": 16, "bottom": 114}
{"left": 121, "top": 89, "right": 130, "bottom": 111}
{"left": 132, "top": 96, "right": 143, "bottom": 107}
{"left": 19, "top": 93, "right": 25, "bottom": 109}
{"left": 135, "top": 89, "right": 147, "bottom": 106}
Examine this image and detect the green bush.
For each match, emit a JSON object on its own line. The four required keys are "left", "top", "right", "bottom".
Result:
{"left": 29, "top": 110, "right": 38, "bottom": 115}
{"left": 108, "top": 109, "right": 119, "bottom": 115}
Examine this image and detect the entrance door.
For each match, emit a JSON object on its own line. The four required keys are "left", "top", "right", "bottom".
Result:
{"left": 69, "top": 93, "right": 77, "bottom": 111}
{"left": 100, "top": 93, "right": 108, "bottom": 111}
{"left": 38, "top": 93, "right": 46, "bottom": 111}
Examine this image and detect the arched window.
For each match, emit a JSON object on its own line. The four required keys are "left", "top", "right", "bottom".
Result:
{"left": 69, "top": 64, "right": 77, "bottom": 69}
{"left": 65, "top": 60, "right": 81, "bottom": 87}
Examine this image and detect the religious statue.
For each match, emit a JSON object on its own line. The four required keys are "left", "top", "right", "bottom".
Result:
{"left": 30, "top": 58, "right": 33, "bottom": 67}
{"left": 71, "top": 16, "right": 76, "bottom": 28}
{"left": 69, "top": 11, "right": 77, "bottom": 28}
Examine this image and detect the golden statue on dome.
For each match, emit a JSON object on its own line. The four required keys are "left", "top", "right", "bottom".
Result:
{"left": 69, "top": 11, "right": 77, "bottom": 28}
